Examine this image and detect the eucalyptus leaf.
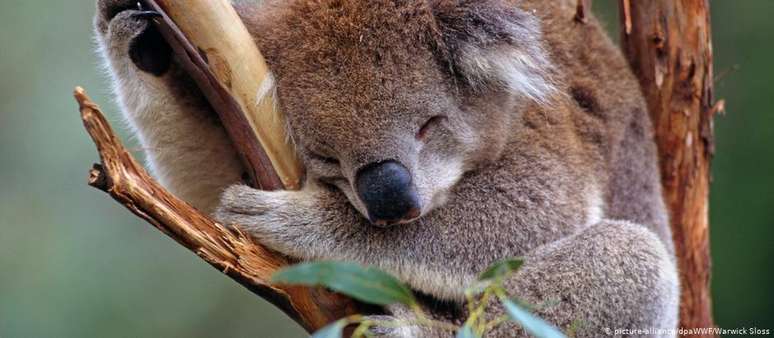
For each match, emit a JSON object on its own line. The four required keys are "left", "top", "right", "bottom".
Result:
{"left": 456, "top": 324, "right": 479, "bottom": 338}
{"left": 478, "top": 258, "right": 524, "bottom": 281}
{"left": 502, "top": 299, "right": 566, "bottom": 338}
{"left": 311, "top": 319, "right": 348, "bottom": 338}
{"left": 272, "top": 261, "right": 417, "bottom": 306}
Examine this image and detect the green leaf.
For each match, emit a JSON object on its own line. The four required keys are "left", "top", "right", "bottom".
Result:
{"left": 311, "top": 319, "right": 348, "bottom": 338}
{"left": 271, "top": 261, "right": 417, "bottom": 306}
{"left": 456, "top": 324, "right": 479, "bottom": 338}
{"left": 478, "top": 258, "right": 524, "bottom": 281}
{"left": 502, "top": 299, "right": 566, "bottom": 338}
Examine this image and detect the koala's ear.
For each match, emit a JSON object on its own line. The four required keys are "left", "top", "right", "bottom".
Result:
{"left": 432, "top": 0, "right": 556, "bottom": 102}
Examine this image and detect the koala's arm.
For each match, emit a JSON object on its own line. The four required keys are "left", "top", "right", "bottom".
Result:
{"left": 215, "top": 182, "right": 483, "bottom": 300}
{"left": 95, "top": 0, "right": 244, "bottom": 213}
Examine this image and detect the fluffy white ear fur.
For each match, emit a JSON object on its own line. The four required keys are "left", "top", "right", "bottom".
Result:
{"left": 434, "top": 0, "right": 557, "bottom": 102}
{"left": 456, "top": 44, "right": 555, "bottom": 103}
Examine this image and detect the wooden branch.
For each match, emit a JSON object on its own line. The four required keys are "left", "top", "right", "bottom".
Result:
{"left": 134, "top": 0, "right": 367, "bottom": 332}
{"left": 619, "top": 0, "right": 717, "bottom": 332}
{"left": 83, "top": 0, "right": 369, "bottom": 332}
{"left": 76, "top": 88, "right": 359, "bottom": 332}
{"left": 143, "top": 0, "right": 302, "bottom": 191}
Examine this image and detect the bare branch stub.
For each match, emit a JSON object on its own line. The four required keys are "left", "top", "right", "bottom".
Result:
{"left": 620, "top": 0, "right": 632, "bottom": 34}
{"left": 575, "top": 0, "right": 592, "bottom": 24}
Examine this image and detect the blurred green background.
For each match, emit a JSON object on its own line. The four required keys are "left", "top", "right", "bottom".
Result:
{"left": 0, "top": 1, "right": 771, "bottom": 337}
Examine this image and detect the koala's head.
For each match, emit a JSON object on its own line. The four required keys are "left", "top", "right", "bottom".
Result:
{"left": 244, "top": 0, "right": 554, "bottom": 226}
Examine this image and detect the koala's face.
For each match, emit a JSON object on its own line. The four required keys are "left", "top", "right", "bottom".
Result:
{"left": 291, "top": 63, "right": 471, "bottom": 227}
{"left": 283, "top": 45, "right": 472, "bottom": 227}
{"left": 248, "top": 0, "right": 553, "bottom": 226}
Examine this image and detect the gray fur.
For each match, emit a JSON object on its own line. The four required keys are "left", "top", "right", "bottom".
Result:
{"left": 94, "top": 0, "right": 679, "bottom": 336}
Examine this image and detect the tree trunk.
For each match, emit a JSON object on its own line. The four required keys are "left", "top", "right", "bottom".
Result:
{"left": 619, "top": 0, "right": 719, "bottom": 333}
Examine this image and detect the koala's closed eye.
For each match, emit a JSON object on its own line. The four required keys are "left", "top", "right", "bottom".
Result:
{"left": 307, "top": 150, "right": 344, "bottom": 183}
{"left": 308, "top": 151, "right": 340, "bottom": 166}
{"left": 416, "top": 115, "right": 447, "bottom": 141}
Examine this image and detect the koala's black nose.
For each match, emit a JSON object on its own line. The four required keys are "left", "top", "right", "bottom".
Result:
{"left": 355, "top": 160, "right": 421, "bottom": 226}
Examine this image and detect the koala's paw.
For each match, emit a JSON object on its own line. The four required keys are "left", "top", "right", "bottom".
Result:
{"left": 95, "top": 0, "right": 138, "bottom": 33}
{"left": 213, "top": 184, "right": 324, "bottom": 257}
{"left": 95, "top": 0, "right": 171, "bottom": 76}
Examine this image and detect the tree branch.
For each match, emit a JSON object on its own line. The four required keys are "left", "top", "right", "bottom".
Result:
{"left": 129, "top": 0, "right": 367, "bottom": 331}
{"left": 75, "top": 86, "right": 357, "bottom": 332}
{"left": 619, "top": 0, "right": 717, "bottom": 332}
{"left": 81, "top": 0, "right": 367, "bottom": 332}
{"left": 144, "top": 0, "right": 302, "bottom": 191}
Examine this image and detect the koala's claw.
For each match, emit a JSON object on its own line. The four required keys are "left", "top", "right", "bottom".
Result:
{"left": 95, "top": 0, "right": 172, "bottom": 76}
{"left": 95, "top": 0, "right": 141, "bottom": 32}
{"left": 131, "top": 10, "right": 162, "bottom": 19}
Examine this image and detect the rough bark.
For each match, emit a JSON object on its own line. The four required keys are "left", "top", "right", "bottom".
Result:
{"left": 619, "top": 0, "right": 718, "bottom": 333}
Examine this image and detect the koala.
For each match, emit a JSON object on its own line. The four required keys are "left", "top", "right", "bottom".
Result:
{"left": 94, "top": 0, "right": 679, "bottom": 337}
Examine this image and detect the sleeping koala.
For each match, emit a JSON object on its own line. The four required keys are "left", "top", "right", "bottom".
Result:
{"left": 94, "top": 0, "right": 679, "bottom": 336}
